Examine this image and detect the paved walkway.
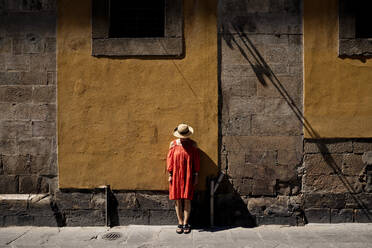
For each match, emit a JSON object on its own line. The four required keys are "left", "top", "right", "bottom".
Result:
{"left": 0, "top": 224, "right": 371, "bottom": 248}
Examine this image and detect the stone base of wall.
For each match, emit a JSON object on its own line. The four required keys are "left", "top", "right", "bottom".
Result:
{"left": 302, "top": 138, "right": 372, "bottom": 224}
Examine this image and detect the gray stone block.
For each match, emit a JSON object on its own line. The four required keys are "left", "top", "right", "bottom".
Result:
{"left": 32, "top": 86, "right": 56, "bottom": 103}
{"left": 0, "top": 72, "right": 21, "bottom": 85}
{"left": 0, "top": 175, "right": 19, "bottom": 194}
{"left": 149, "top": 210, "right": 177, "bottom": 225}
{"left": 3, "top": 214, "right": 34, "bottom": 226}
{"left": 0, "top": 86, "right": 32, "bottom": 102}
{"left": 264, "top": 45, "right": 288, "bottom": 64}
{"left": 55, "top": 191, "right": 92, "bottom": 210}
{"left": 304, "top": 140, "right": 353, "bottom": 154}
{"left": 2, "top": 154, "right": 32, "bottom": 174}
{"left": 64, "top": 209, "right": 105, "bottom": 226}
{"left": 44, "top": 37, "right": 56, "bottom": 53}
{"left": 30, "top": 54, "right": 56, "bottom": 72}
{"left": 303, "top": 193, "right": 346, "bottom": 209}
{"left": 3, "top": 13, "right": 56, "bottom": 37}
{"left": 245, "top": 150, "right": 276, "bottom": 165}
{"left": 117, "top": 209, "right": 149, "bottom": 225}
{"left": 219, "top": 0, "right": 271, "bottom": 15}
{"left": 18, "top": 137, "right": 53, "bottom": 155}
{"left": 0, "top": 37, "right": 11, "bottom": 54}
{"left": 0, "top": 56, "right": 5, "bottom": 72}
{"left": 19, "top": 0, "right": 56, "bottom": 12}
{"left": 31, "top": 103, "right": 55, "bottom": 121}
{"left": 232, "top": 178, "right": 253, "bottom": 195}
{"left": 12, "top": 37, "right": 23, "bottom": 55}
{"left": 330, "top": 209, "right": 353, "bottom": 223}
{"left": 29, "top": 153, "right": 57, "bottom": 176}
{"left": 222, "top": 114, "right": 251, "bottom": 136}
{"left": 90, "top": 193, "right": 105, "bottom": 209}
{"left": 0, "top": 139, "right": 17, "bottom": 155}
{"left": 353, "top": 141, "right": 372, "bottom": 154}
{"left": 227, "top": 153, "right": 276, "bottom": 179}
{"left": 4, "top": 55, "right": 30, "bottom": 71}
{"left": 220, "top": 13, "right": 283, "bottom": 35}
{"left": 256, "top": 216, "right": 297, "bottom": 226}
{"left": 221, "top": 64, "right": 257, "bottom": 78}
{"left": 277, "top": 149, "right": 301, "bottom": 165}
{"left": 136, "top": 193, "right": 173, "bottom": 210}
{"left": 221, "top": 76, "right": 257, "bottom": 97}
{"left": 18, "top": 33, "right": 44, "bottom": 54}
{"left": 226, "top": 96, "right": 265, "bottom": 116}
{"left": 32, "top": 215, "right": 58, "bottom": 226}
{"left": 362, "top": 152, "right": 372, "bottom": 165}
{"left": 256, "top": 75, "right": 301, "bottom": 99}
{"left": 248, "top": 196, "right": 290, "bottom": 217}
{"left": 305, "top": 208, "right": 330, "bottom": 223}
{"left": 115, "top": 192, "right": 139, "bottom": 210}
{"left": 32, "top": 121, "right": 55, "bottom": 137}
{"left": 264, "top": 98, "right": 294, "bottom": 115}
{"left": 342, "top": 153, "right": 365, "bottom": 176}
{"left": 0, "top": 103, "right": 31, "bottom": 120}
{"left": 19, "top": 71, "right": 48, "bottom": 85}
{"left": 46, "top": 71, "right": 55, "bottom": 85}
{"left": 222, "top": 135, "right": 302, "bottom": 153}
{"left": 18, "top": 175, "right": 39, "bottom": 193}
{"left": 274, "top": 164, "right": 299, "bottom": 182}
{"left": 251, "top": 115, "right": 301, "bottom": 136}
{"left": 0, "top": 197, "right": 27, "bottom": 214}
{"left": 0, "top": 121, "right": 32, "bottom": 139}
{"left": 303, "top": 153, "right": 341, "bottom": 176}
{"left": 303, "top": 174, "right": 363, "bottom": 194}
{"left": 345, "top": 193, "right": 372, "bottom": 209}
{"left": 252, "top": 179, "right": 276, "bottom": 196}
{"left": 354, "top": 209, "right": 372, "bottom": 223}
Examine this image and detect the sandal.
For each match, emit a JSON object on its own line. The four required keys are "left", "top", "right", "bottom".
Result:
{"left": 176, "top": 224, "right": 184, "bottom": 234}
{"left": 183, "top": 224, "right": 191, "bottom": 234}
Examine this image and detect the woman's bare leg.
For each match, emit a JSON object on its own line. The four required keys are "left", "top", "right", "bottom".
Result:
{"left": 175, "top": 200, "right": 184, "bottom": 225}
{"left": 183, "top": 200, "right": 191, "bottom": 225}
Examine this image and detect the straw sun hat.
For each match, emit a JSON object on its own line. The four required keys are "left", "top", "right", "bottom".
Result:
{"left": 173, "top": 123, "right": 194, "bottom": 138}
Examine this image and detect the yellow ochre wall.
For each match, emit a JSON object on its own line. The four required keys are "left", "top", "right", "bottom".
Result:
{"left": 57, "top": 0, "right": 218, "bottom": 190}
{"left": 304, "top": 0, "right": 372, "bottom": 138}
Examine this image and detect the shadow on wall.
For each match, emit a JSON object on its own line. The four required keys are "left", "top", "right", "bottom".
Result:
{"left": 106, "top": 147, "right": 250, "bottom": 227}
{"left": 220, "top": 22, "right": 371, "bottom": 223}
{"left": 191, "top": 150, "right": 255, "bottom": 228}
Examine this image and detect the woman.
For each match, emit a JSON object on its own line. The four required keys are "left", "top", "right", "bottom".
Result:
{"left": 167, "top": 123, "right": 200, "bottom": 234}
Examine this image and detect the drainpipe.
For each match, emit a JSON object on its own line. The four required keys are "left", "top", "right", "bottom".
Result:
{"left": 99, "top": 185, "right": 110, "bottom": 227}
{"left": 210, "top": 173, "right": 225, "bottom": 227}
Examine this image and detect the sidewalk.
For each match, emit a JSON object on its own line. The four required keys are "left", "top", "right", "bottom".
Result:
{"left": 0, "top": 224, "right": 371, "bottom": 248}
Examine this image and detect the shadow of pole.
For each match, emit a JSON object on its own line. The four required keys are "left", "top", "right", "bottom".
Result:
{"left": 220, "top": 23, "right": 371, "bottom": 222}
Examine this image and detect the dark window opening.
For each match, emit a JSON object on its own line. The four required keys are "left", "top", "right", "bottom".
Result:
{"left": 109, "top": 0, "right": 165, "bottom": 38}
{"left": 355, "top": 1, "right": 372, "bottom": 38}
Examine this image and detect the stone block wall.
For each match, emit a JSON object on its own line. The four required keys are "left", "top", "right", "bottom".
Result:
{"left": 1, "top": 0, "right": 372, "bottom": 227}
{"left": 302, "top": 139, "right": 372, "bottom": 223}
{"left": 218, "top": 0, "right": 304, "bottom": 225}
{"left": 0, "top": 0, "right": 57, "bottom": 195}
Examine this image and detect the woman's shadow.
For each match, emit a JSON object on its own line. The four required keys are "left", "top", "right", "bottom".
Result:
{"left": 191, "top": 149, "right": 256, "bottom": 230}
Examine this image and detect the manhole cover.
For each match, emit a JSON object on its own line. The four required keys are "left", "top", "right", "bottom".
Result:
{"left": 101, "top": 232, "right": 122, "bottom": 241}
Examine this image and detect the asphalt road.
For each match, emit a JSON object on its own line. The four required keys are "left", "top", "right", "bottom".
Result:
{"left": 0, "top": 224, "right": 372, "bottom": 248}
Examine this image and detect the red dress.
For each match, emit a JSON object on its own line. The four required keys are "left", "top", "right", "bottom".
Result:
{"left": 167, "top": 139, "right": 200, "bottom": 200}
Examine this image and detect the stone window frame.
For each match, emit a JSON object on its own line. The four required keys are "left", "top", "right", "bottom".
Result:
{"left": 91, "top": 0, "right": 183, "bottom": 57}
{"left": 339, "top": 0, "right": 372, "bottom": 57}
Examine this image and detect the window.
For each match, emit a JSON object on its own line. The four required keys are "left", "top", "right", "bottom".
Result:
{"left": 92, "top": 0, "right": 183, "bottom": 57}
{"left": 109, "top": 0, "right": 165, "bottom": 38}
{"left": 339, "top": 0, "right": 372, "bottom": 57}
{"left": 355, "top": 2, "right": 372, "bottom": 38}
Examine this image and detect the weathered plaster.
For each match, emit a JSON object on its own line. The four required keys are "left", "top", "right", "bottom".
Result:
{"left": 304, "top": 0, "right": 372, "bottom": 138}
{"left": 57, "top": 0, "right": 218, "bottom": 190}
